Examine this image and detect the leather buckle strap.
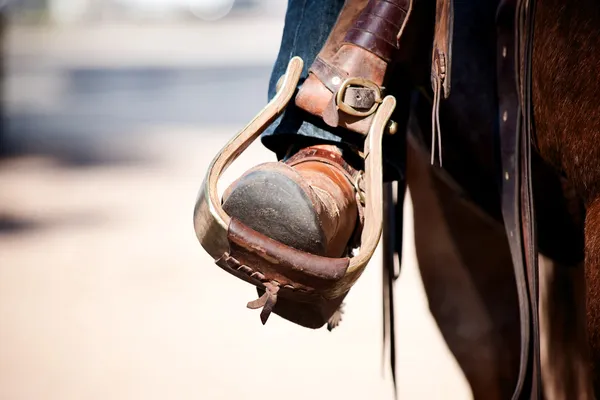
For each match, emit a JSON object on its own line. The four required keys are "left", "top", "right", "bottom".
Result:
{"left": 294, "top": 0, "right": 413, "bottom": 136}
{"left": 309, "top": 56, "right": 384, "bottom": 117}
{"left": 336, "top": 77, "right": 383, "bottom": 117}
{"left": 309, "top": 57, "right": 388, "bottom": 130}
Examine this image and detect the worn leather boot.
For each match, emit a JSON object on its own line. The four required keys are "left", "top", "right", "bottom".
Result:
{"left": 222, "top": 145, "right": 361, "bottom": 258}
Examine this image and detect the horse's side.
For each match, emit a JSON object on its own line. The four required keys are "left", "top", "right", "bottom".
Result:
{"left": 533, "top": 0, "right": 600, "bottom": 396}
{"left": 398, "top": 0, "right": 599, "bottom": 397}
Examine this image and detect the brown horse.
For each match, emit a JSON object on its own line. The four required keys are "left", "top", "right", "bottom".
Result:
{"left": 198, "top": 0, "right": 600, "bottom": 397}
{"left": 534, "top": 0, "right": 600, "bottom": 397}
{"left": 393, "top": 0, "right": 599, "bottom": 398}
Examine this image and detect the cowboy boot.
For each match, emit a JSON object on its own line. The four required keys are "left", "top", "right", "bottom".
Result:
{"left": 203, "top": 0, "right": 416, "bottom": 330}
{"left": 221, "top": 143, "right": 362, "bottom": 330}
{"left": 222, "top": 0, "right": 414, "bottom": 260}
{"left": 222, "top": 144, "right": 362, "bottom": 260}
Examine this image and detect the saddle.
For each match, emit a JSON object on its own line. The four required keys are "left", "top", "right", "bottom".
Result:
{"left": 194, "top": 0, "right": 540, "bottom": 398}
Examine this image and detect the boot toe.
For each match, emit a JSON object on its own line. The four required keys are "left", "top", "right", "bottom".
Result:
{"left": 222, "top": 165, "right": 328, "bottom": 256}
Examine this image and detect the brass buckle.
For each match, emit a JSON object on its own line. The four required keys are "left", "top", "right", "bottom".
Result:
{"left": 335, "top": 77, "right": 383, "bottom": 117}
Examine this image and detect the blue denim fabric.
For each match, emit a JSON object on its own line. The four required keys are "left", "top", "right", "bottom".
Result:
{"left": 260, "top": 0, "right": 405, "bottom": 181}
{"left": 261, "top": 0, "right": 346, "bottom": 152}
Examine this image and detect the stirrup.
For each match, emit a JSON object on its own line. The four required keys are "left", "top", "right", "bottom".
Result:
{"left": 193, "top": 57, "right": 396, "bottom": 328}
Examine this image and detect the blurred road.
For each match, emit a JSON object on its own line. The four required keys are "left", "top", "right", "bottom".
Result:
{"left": 0, "top": 15, "right": 470, "bottom": 400}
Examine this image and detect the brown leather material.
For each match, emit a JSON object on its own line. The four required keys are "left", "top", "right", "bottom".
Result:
{"left": 295, "top": 0, "right": 412, "bottom": 135}
{"left": 343, "top": 0, "right": 410, "bottom": 62}
{"left": 291, "top": 0, "right": 372, "bottom": 129}
{"left": 285, "top": 146, "right": 361, "bottom": 257}
{"left": 298, "top": 164, "right": 358, "bottom": 257}
{"left": 299, "top": 45, "right": 387, "bottom": 128}
{"left": 313, "top": 0, "right": 370, "bottom": 62}
{"left": 310, "top": 56, "right": 349, "bottom": 93}
{"left": 320, "top": 86, "right": 380, "bottom": 129}
{"left": 285, "top": 146, "right": 361, "bottom": 182}
{"left": 285, "top": 146, "right": 367, "bottom": 255}
{"left": 431, "top": 0, "right": 453, "bottom": 99}
{"left": 225, "top": 218, "right": 350, "bottom": 291}
{"left": 343, "top": 31, "right": 396, "bottom": 64}
{"left": 222, "top": 161, "right": 331, "bottom": 256}
{"left": 217, "top": 143, "right": 364, "bottom": 328}
{"left": 223, "top": 145, "right": 361, "bottom": 259}
{"left": 217, "top": 248, "right": 348, "bottom": 329}
{"left": 336, "top": 0, "right": 411, "bottom": 67}
{"left": 429, "top": 0, "right": 454, "bottom": 166}
{"left": 310, "top": 58, "right": 382, "bottom": 114}
{"left": 297, "top": 47, "right": 387, "bottom": 134}
{"left": 246, "top": 282, "right": 279, "bottom": 324}
{"left": 364, "top": 0, "right": 410, "bottom": 21}
{"left": 345, "top": 88, "right": 380, "bottom": 109}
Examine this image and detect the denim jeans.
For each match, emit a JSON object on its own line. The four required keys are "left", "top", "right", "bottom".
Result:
{"left": 260, "top": 0, "right": 405, "bottom": 181}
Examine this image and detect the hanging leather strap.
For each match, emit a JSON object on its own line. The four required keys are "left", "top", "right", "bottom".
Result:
{"left": 430, "top": 0, "right": 454, "bottom": 166}
{"left": 496, "top": 0, "right": 540, "bottom": 398}
{"left": 517, "top": 0, "right": 540, "bottom": 397}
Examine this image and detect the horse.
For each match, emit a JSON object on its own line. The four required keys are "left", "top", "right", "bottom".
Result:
{"left": 394, "top": 0, "right": 598, "bottom": 398}
{"left": 194, "top": 0, "right": 600, "bottom": 397}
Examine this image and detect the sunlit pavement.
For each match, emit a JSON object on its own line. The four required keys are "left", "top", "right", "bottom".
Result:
{"left": 0, "top": 127, "right": 469, "bottom": 399}
{"left": 0, "top": 18, "right": 471, "bottom": 400}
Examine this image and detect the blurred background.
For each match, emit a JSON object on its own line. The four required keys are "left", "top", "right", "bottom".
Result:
{"left": 0, "top": 1, "right": 470, "bottom": 399}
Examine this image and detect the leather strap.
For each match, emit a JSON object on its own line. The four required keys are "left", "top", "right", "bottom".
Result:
{"left": 496, "top": 0, "right": 540, "bottom": 398}
{"left": 285, "top": 146, "right": 362, "bottom": 183}
{"left": 247, "top": 282, "right": 280, "bottom": 324}
{"left": 311, "top": 56, "right": 382, "bottom": 110}
{"left": 343, "top": 0, "right": 411, "bottom": 62}
{"left": 517, "top": 0, "right": 540, "bottom": 397}
{"left": 430, "top": 0, "right": 454, "bottom": 165}
{"left": 431, "top": 0, "right": 454, "bottom": 99}
{"left": 297, "top": 0, "right": 413, "bottom": 135}
{"left": 216, "top": 218, "right": 350, "bottom": 294}
{"left": 286, "top": 147, "right": 367, "bottom": 248}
